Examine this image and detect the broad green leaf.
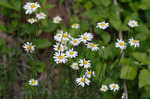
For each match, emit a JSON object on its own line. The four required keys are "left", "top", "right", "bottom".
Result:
{"left": 120, "top": 66, "right": 137, "bottom": 80}
{"left": 139, "top": 69, "right": 150, "bottom": 88}
{"left": 33, "top": 39, "right": 51, "bottom": 49}
{"left": 139, "top": 0, "right": 150, "bottom": 10}
{"left": 132, "top": 52, "right": 148, "bottom": 64}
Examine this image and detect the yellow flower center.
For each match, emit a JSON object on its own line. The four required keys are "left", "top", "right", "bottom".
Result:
{"left": 63, "top": 34, "right": 68, "bottom": 38}
{"left": 73, "top": 40, "right": 78, "bottom": 43}
{"left": 89, "top": 43, "right": 96, "bottom": 47}
{"left": 83, "top": 60, "right": 89, "bottom": 65}
{"left": 99, "top": 23, "right": 106, "bottom": 26}
{"left": 57, "top": 55, "right": 64, "bottom": 59}
{"left": 83, "top": 36, "right": 88, "bottom": 40}
{"left": 31, "top": 4, "right": 36, "bottom": 8}
{"left": 132, "top": 40, "right": 139, "bottom": 43}
{"left": 119, "top": 42, "right": 125, "bottom": 46}
{"left": 87, "top": 71, "right": 92, "bottom": 75}
{"left": 31, "top": 80, "right": 37, "bottom": 85}
{"left": 69, "top": 51, "right": 75, "bottom": 55}
{"left": 80, "top": 78, "right": 85, "bottom": 82}
{"left": 112, "top": 85, "right": 117, "bottom": 88}
{"left": 27, "top": 45, "right": 32, "bottom": 50}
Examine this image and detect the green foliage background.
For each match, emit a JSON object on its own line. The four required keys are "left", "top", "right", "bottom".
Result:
{"left": 0, "top": 0, "right": 150, "bottom": 99}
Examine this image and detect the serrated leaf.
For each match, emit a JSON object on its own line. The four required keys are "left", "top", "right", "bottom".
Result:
{"left": 139, "top": 69, "right": 150, "bottom": 88}
{"left": 120, "top": 66, "right": 137, "bottom": 80}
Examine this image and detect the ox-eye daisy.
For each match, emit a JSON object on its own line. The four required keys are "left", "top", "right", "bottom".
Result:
{"left": 54, "top": 33, "right": 63, "bottom": 42}
{"left": 71, "top": 62, "right": 79, "bottom": 70}
{"left": 128, "top": 20, "right": 138, "bottom": 28}
{"left": 53, "top": 52, "right": 68, "bottom": 64}
{"left": 100, "top": 85, "right": 108, "bottom": 92}
{"left": 85, "top": 70, "right": 95, "bottom": 78}
{"left": 62, "top": 32, "right": 71, "bottom": 41}
{"left": 66, "top": 49, "right": 78, "bottom": 58}
{"left": 70, "top": 38, "right": 81, "bottom": 46}
{"left": 71, "top": 23, "right": 80, "bottom": 29}
{"left": 129, "top": 38, "right": 140, "bottom": 48}
{"left": 80, "top": 32, "right": 93, "bottom": 43}
{"left": 53, "top": 43, "right": 67, "bottom": 52}
{"left": 76, "top": 76, "right": 90, "bottom": 87}
{"left": 28, "top": 79, "right": 38, "bottom": 86}
{"left": 23, "top": 2, "right": 40, "bottom": 14}
{"left": 23, "top": 42, "right": 35, "bottom": 53}
{"left": 53, "top": 16, "right": 62, "bottom": 24}
{"left": 109, "top": 83, "right": 120, "bottom": 92}
{"left": 96, "top": 21, "right": 109, "bottom": 30}
{"left": 86, "top": 43, "right": 99, "bottom": 51}
{"left": 36, "top": 12, "right": 46, "bottom": 20}
{"left": 79, "top": 59, "right": 91, "bottom": 68}
{"left": 27, "top": 18, "right": 37, "bottom": 24}
{"left": 115, "top": 39, "right": 126, "bottom": 50}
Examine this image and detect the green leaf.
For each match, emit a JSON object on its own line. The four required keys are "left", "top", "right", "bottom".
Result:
{"left": 139, "top": 0, "right": 150, "bottom": 10}
{"left": 0, "top": 24, "right": 6, "bottom": 31}
{"left": 0, "top": 0, "right": 21, "bottom": 11}
{"left": 139, "top": 69, "right": 150, "bottom": 88}
{"left": 120, "top": 66, "right": 137, "bottom": 80}
{"left": 132, "top": 52, "right": 148, "bottom": 64}
{"left": 28, "top": 60, "right": 45, "bottom": 73}
{"left": 101, "top": 32, "right": 111, "bottom": 44}
{"left": 33, "top": 39, "right": 51, "bottom": 49}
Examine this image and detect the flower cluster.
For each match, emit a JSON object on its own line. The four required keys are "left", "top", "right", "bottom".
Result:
{"left": 100, "top": 83, "right": 119, "bottom": 92}
{"left": 75, "top": 69, "right": 95, "bottom": 87}
{"left": 23, "top": 2, "right": 46, "bottom": 24}
{"left": 53, "top": 30, "right": 100, "bottom": 64}
{"left": 115, "top": 38, "right": 140, "bottom": 50}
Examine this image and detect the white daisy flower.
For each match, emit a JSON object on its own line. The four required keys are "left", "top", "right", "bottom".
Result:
{"left": 115, "top": 39, "right": 126, "bottom": 50}
{"left": 86, "top": 43, "right": 99, "bottom": 51}
{"left": 23, "top": 42, "right": 35, "bottom": 53}
{"left": 36, "top": 12, "right": 46, "bottom": 20}
{"left": 70, "top": 62, "right": 79, "bottom": 70}
{"left": 71, "top": 23, "right": 80, "bottom": 29}
{"left": 66, "top": 49, "right": 78, "bottom": 58}
{"left": 80, "top": 32, "right": 93, "bottom": 43}
{"left": 79, "top": 59, "right": 91, "bottom": 68}
{"left": 62, "top": 32, "right": 71, "bottom": 41}
{"left": 54, "top": 33, "right": 63, "bottom": 42}
{"left": 109, "top": 83, "right": 120, "bottom": 92}
{"left": 70, "top": 38, "right": 81, "bottom": 46}
{"left": 53, "top": 16, "right": 62, "bottom": 24}
{"left": 129, "top": 38, "right": 140, "bottom": 48}
{"left": 28, "top": 79, "right": 38, "bottom": 86}
{"left": 53, "top": 43, "right": 67, "bottom": 52}
{"left": 23, "top": 2, "right": 40, "bottom": 14}
{"left": 100, "top": 85, "right": 108, "bottom": 92}
{"left": 76, "top": 76, "right": 90, "bottom": 87}
{"left": 85, "top": 70, "right": 95, "bottom": 78}
{"left": 53, "top": 52, "right": 68, "bottom": 64}
{"left": 54, "top": 32, "right": 71, "bottom": 42}
{"left": 96, "top": 21, "right": 109, "bottom": 30}
{"left": 128, "top": 20, "right": 138, "bottom": 28}
{"left": 27, "top": 18, "right": 37, "bottom": 24}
